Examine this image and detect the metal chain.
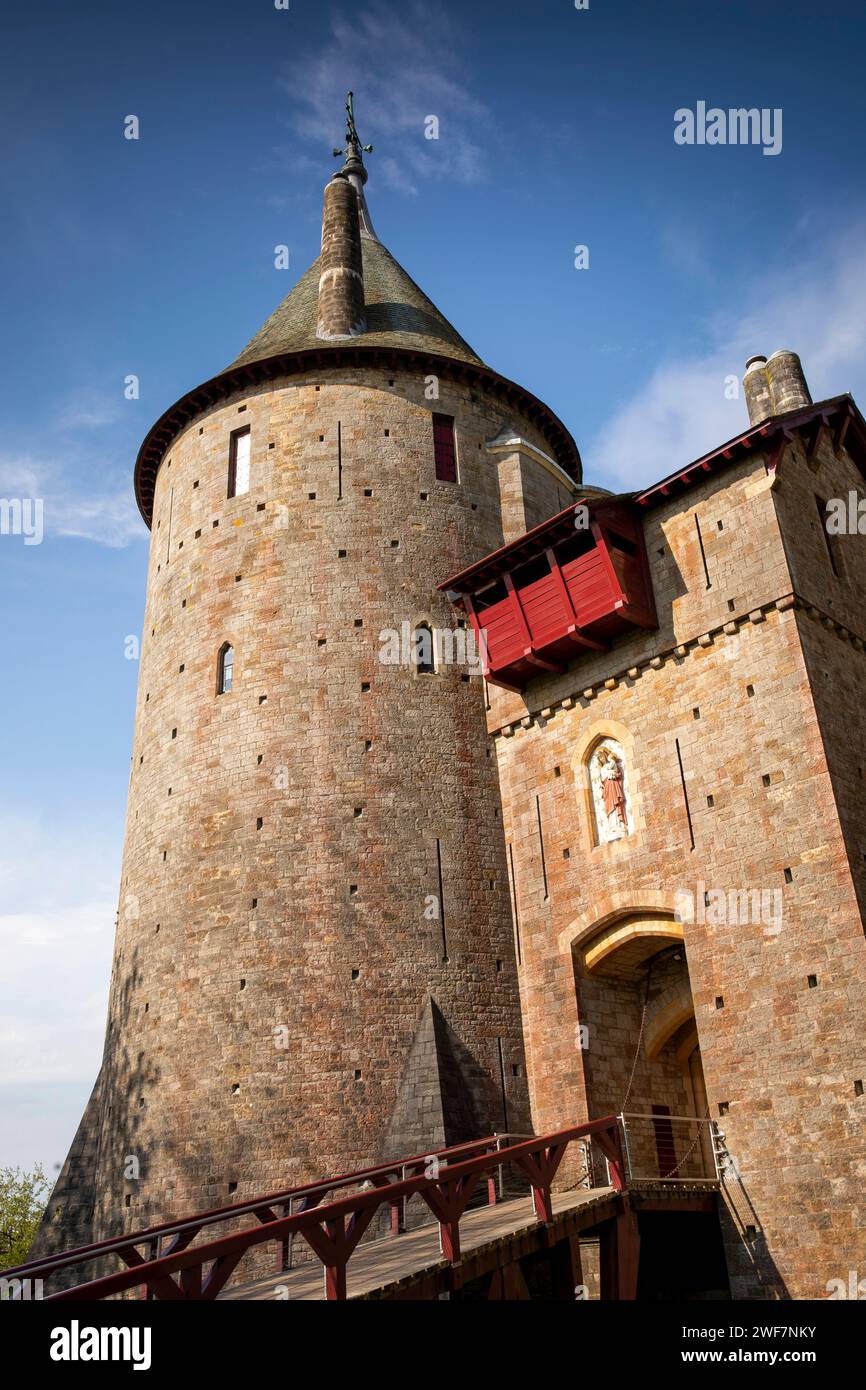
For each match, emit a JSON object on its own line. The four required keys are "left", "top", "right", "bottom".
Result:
{"left": 660, "top": 1106, "right": 712, "bottom": 1177}
{"left": 620, "top": 957, "right": 654, "bottom": 1110}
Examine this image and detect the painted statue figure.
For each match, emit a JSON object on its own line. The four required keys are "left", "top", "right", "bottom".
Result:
{"left": 597, "top": 745, "right": 628, "bottom": 830}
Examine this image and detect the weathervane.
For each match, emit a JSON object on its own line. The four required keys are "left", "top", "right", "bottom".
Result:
{"left": 333, "top": 91, "right": 373, "bottom": 169}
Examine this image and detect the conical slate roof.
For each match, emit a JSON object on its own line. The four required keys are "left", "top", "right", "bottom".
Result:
{"left": 229, "top": 235, "right": 484, "bottom": 371}
{"left": 133, "top": 105, "right": 582, "bottom": 527}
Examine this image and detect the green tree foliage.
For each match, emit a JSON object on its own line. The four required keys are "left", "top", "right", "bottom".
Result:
{"left": 0, "top": 1165, "right": 51, "bottom": 1268}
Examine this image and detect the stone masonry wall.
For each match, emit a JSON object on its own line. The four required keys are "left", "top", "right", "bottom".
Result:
{"left": 491, "top": 446, "right": 866, "bottom": 1298}
{"left": 770, "top": 430, "right": 866, "bottom": 929}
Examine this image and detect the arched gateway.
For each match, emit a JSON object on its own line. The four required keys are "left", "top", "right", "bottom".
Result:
{"left": 573, "top": 912, "right": 714, "bottom": 1183}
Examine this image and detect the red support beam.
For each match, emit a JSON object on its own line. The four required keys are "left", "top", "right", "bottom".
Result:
{"left": 420, "top": 1172, "right": 481, "bottom": 1263}
{"left": 463, "top": 595, "right": 489, "bottom": 678}
{"left": 544, "top": 547, "right": 607, "bottom": 652}
{"left": 615, "top": 1204, "right": 641, "bottom": 1301}
{"left": 503, "top": 572, "right": 533, "bottom": 648}
{"left": 592, "top": 1124, "right": 626, "bottom": 1191}
{"left": 598, "top": 1203, "right": 640, "bottom": 1301}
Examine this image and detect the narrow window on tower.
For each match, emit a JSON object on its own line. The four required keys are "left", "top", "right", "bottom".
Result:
{"left": 228, "top": 427, "right": 251, "bottom": 498}
{"left": 413, "top": 623, "right": 435, "bottom": 674}
{"left": 217, "top": 643, "right": 234, "bottom": 695}
{"left": 432, "top": 413, "right": 457, "bottom": 482}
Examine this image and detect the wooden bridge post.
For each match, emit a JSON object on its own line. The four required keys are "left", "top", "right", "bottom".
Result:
{"left": 599, "top": 1203, "right": 640, "bottom": 1300}
{"left": 325, "top": 1262, "right": 347, "bottom": 1301}
{"left": 616, "top": 1204, "right": 640, "bottom": 1300}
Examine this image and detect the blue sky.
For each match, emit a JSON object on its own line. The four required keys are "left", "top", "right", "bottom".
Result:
{"left": 2, "top": 0, "right": 866, "bottom": 1174}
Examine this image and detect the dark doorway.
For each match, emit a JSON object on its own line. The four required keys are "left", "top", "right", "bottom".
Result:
{"left": 636, "top": 1212, "right": 731, "bottom": 1300}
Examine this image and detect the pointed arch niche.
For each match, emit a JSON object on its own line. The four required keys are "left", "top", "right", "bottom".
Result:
{"left": 571, "top": 718, "right": 645, "bottom": 853}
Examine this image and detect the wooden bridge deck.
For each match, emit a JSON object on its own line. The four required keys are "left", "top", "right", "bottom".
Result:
{"left": 220, "top": 1185, "right": 616, "bottom": 1301}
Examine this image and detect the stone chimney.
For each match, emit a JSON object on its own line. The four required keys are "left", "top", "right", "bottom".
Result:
{"left": 743, "top": 356, "right": 772, "bottom": 425}
{"left": 765, "top": 349, "right": 812, "bottom": 415}
{"left": 742, "top": 349, "right": 812, "bottom": 425}
{"left": 316, "top": 173, "right": 366, "bottom": 340}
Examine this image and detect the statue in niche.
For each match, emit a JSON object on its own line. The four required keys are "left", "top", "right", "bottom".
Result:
{"left": 589, "top": 740, "right": 632, "bottom": 844}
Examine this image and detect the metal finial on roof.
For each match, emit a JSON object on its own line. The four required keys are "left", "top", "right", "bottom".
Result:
{"left": 332, "top": 91, "right": 373, "bottom": 179}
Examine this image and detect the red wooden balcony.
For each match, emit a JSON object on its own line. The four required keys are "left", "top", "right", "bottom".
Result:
{"left": 439, "top": 499, "right": 657, "bottom": 691}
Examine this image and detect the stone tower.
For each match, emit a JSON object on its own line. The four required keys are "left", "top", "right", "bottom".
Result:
{"left": 440, "top": 350, "right": 866, "bottom": 1299}
{"left": 35, "top": 99, "right": 582, "bottom": 1255}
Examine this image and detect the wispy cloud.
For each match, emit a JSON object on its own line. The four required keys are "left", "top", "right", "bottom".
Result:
{"left": 586, "top": 219, "right": 866, "bottom": 491}
{"left": 53, "top": 389, "right": 124, "bottom": 433}
{"left": 278, "top": 1, "right": 491, "bottom": 195}
{"left": 0, "top": 450, "right": 146, "bottom": 548}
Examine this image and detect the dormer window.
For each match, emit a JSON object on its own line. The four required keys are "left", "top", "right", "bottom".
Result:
{"left": 433, "top": 414, "right": 457, "bottom": 482}
{"left": 228, "top": 428, "right": 251, "bottom": 498}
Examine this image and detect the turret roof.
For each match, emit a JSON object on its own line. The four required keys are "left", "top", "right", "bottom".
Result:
{"left": 230, "top": 236, "right": 484, "bottom": 371}
{"left": 132, "top": 95, "right": 581, "bottom": 525}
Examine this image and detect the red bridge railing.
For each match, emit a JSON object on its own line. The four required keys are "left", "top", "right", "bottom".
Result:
{"left": 5, "top": 1117, "right": 625, "bottom": 1301}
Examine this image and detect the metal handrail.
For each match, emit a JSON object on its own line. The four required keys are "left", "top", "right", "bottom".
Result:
{"left": 618, "top": 1111, "right": 723, "bottom": 1184}
{"left": 620, "top": 1111, "right": 716, "bottom": 1125}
